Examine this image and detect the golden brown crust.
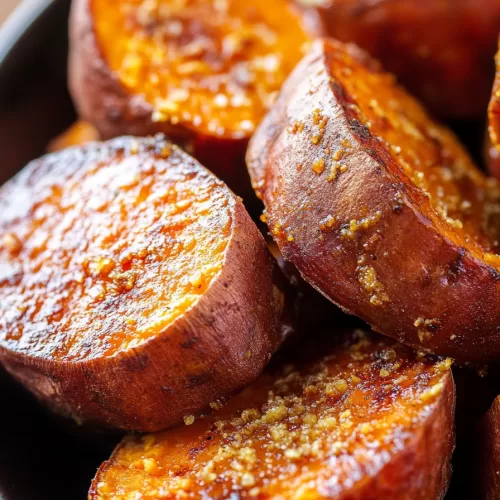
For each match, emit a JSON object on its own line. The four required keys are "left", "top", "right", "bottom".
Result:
{"left": 90, "top": 330, "right": 455, "bottom": 500}
{"left": 47, "top": 121, "right": 100, "bottom": 152}
{"left": 480, "top": 396, "right": 500, "bottom": 499}
{"left": 248, "top": 38, "right": 500, "bottom": 363}
{"left": 68, "top": 0, "right": 324, "bottom": 194}
{"left": 0, "top": 135, "right": 285, "bottom": 431}
{"left": 304, "top": 0, "right": 500, "bottom": 118}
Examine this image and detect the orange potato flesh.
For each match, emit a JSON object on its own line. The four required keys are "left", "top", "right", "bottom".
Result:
{"left": 247, "top": 39, "right": 500, "bottom": 361}
{"left": 0, "top": 135, "right": 284, "bottom": 431}
{"left": 90, "top": 330, "right": 454, "bottom": 500}
{"left": 70, "top": 0, "right": 323, "bottom": 199}
{"left": 47, "top": 121, "right": 99, "bottom": 152}
{"left": 90, "top": 0, "right": 316, "bottom": 139}
{"left": 302, "top": 0, "right": 500, "bottom": 119}
{"left": 1, "top": 139, "right": 228, "bottom": 360}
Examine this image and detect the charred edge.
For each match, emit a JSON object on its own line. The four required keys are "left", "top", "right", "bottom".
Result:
{"left": 446, "top": 247, "right": 466, "bottom": 284}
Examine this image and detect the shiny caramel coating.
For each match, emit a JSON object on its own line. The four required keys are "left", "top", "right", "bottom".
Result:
{"left": 90, "top": 330, "right": 454, "bottom": 500}
{"left": 68, "top": 0, "right": 324, "bottom": 194}
{"left": 248, "top": 39, "right": 500, "bottom": 362}
{"left": 0, "top": 135, "right": 284, "bottom": 431}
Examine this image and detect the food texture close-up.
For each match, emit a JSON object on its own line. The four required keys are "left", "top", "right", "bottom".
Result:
{"left": 2, "top": 0, "right": 500, "bottom": 498}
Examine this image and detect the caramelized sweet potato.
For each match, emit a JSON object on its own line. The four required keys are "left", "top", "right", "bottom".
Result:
{"left": 47, "top": 121, "right": 99, "bottom": 152}
{"left": 68, "top": 0, "right": 323, "bottom": 194}
{"left": 488, "top": 38, "right": 500, "bottom": 180}
{"left": 90, "top": 329, "right": 455, "bottom": 500}
{"left": 0, "top": 135, "right": 285, "bottom": 432}
{"left": 301, "top": 0, "right": 500, "bottom": 119}
{"left": 248, "top": 38, "right": 500, "bottom": 363}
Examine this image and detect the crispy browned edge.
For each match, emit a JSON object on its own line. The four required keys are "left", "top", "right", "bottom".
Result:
{"left": 247, "top": 38, "right": 500, "bottom": 363}
{"left": 0, "top": 136, "right": 285, "bottom": 432}
{"left": 88, "top": 359, "right": 455, "bottom": 499}
{"left": 488, "top": 37, "right": 500, "bottom": 180}
{"left": 480, "top": 396, "right": 500, "bottom": 499}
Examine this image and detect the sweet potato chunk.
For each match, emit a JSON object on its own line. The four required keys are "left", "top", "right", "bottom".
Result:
{"left": 301, "top": 0, "right": 500, "bottom": 118}
{"left": 47, "top": 121, "right": 99, "bottom": 152}
{"left": 480, "top": 396, "right": 500, "bottom": 499}
{"left": 0, "top": 135, "right": 285, "bottom": 431}
{"left": 68, "top": 0, "right": 323, "bottom": 193}
{"left": 248, "top": 38, "right": 500, "bottom": 363}
{"left": 90, "top": 329, "right": 455, "bottom": 500}
{"left": 488, "top": 38, "right": 500, "bottom": 180}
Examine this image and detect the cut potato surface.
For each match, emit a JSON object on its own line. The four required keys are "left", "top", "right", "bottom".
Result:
{"left": 248, "top": 39, "right": 500, "bottom": 362}
{"left": 90, "top": 330, "right": 455, "bottom": 500}
{"left": 69, "top": 0, "right": 323, "bottom": 191}
{"left": 47, "top": 121, "right": 99, "bottom": 152}
{"left": 0, "top": 135, "right": 284, "bottom": 431}
{"left": 301, "top": 0, "right": 500, "bottom": 118}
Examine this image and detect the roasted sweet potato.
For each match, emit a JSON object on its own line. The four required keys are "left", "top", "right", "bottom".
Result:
{"left": 480, "top": 396, "right": 500, "bottom": 499}
{"left": 47, "top": 121, "right": 99, "bottom": 152}
{"left": 248, "top": 38, "right": 500, "bottom": 363}
{"left": 301, "top": 0, "right": 500, "bottom": 119}
{"left": 90, "top": 329, "right": 455, "bottom": 500}
{"left": 68, "top": 0, "right": 323, "bottom": 194}
{"left": 0, "top": 135, "right": 285, "bottom": 432}
{"left": 488, "top": 38, "right": 500, "bottom": 180}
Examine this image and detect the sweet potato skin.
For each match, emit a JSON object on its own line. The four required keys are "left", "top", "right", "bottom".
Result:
{"left": 47, "top": 121, "right": 99, "bottom": 152}
{"left": 68, "top": 0, "right": 323, "bottom": 195}
{"left": 90, "top": 330, "right": 455, "bottom": 500}
{"left": 480, "top": 396, "right": 500, "bottom": 499}
{"left": 308, "top": 0, "right": 500, "bottom": 119}
{"left": 0, "top": 136, "right": 285, "bottom": 432}
{"left": 248, "top": 39, "right": 500, "bottom": 363}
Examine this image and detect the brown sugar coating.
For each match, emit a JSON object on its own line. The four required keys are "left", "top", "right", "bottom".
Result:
{"left": 305, "top": 0, "right": 500, "bottom": 118}
{"left": 95, "top": 0, "right": 316, "bottom": 138}
{"left": 247, "top": 39, "right": 500, "bottom": 362}
{"left": 48, "top": 121, "right": 100, "bottom": 152}
{"left": 1, "top": 137, "right": 230, "bottom": 361}
{"left": 0, "top": 135, "right": 284, "bottom": 431}
{"left": 90, "top": 330, "right": 455, "bottom": 500}
{"left": 69, "top": 0, "right": 323, "bottom": 195}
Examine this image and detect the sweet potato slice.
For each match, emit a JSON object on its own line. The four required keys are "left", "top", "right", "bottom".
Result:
{"left": 248, "top": 38, "right": 500, "bottom": 363}
{"left": 488, "top": 37, "right": 500, "bottom": 180}
{"left": 0, "top": 135, "right": 285, "bottom": 432}
{"left": 480, "top": 396, "right": 500, "bottom": 499}
{"left": 301, "top": 0, "right": 500, "bottom": 118}
{"left": 90, "top": 329, "right": 455, "bottom": 500}
{"left": 47, "top": 121, "right": 99, "bottom": 152}
{"left": 68, "top": 0, "right": 323, "bottom": 193}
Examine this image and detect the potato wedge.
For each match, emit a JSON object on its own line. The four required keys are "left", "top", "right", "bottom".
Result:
{"left": 47, "top": 121, "right": 99, "bottom": 152}
{"left": 68, "top": 0, "right": 323, "bottom": 194}
{"left": 488, "top": 37, "right": 500, "bottom": 180}
{"left": 90, "top": 329, "right": 455, "bottom": 500}
{"left": 248, "top": 38, "right": 500, "bottom": 363}
{"left": 0, "top": 135, "right": 285, "bottom": 432}
{"left": 301, "top": 0, "right": 500, "bottom": 119}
